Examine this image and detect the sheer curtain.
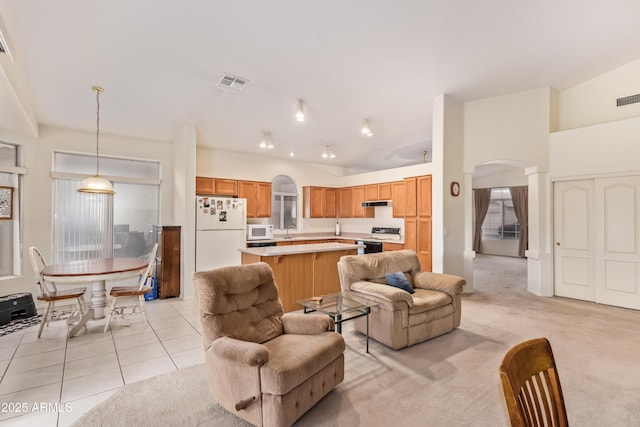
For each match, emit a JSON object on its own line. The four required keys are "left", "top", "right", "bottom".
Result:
{"left": 473, "top": 188, "right": 492, "bottom": 252}
{"left": 509, "top": 186, "right": 528, "bottom": 257}
{"left": 52, "top": 179, "right": 114, "bottom": 263}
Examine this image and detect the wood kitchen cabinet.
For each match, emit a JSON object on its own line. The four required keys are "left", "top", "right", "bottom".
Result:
{"left": 392, "top": 181, "right": 405, "bottom": 218}
{"left": 417, "top": 218, "right": 432, "bottom": 272}
{"left": 195, "top": 176, "right": 238, "bottom": 196}
{"left": 402, "top": 175, "right": 431, "bottom": 271}
{"left": 365, "top": 184, "right": 379, "bottom": 201}
{"left": 351, "top": 186, "right": 374, "bottom": 218}
{"left": 404, "top": 177, "right": 417, "bottom": 217}
{"left": 303, "top": 186, "right": 337, "bottom": 218}
{"left": 239, "top": 180, "right": 272, "bottom": 218}
{"left": 157, "top": 226, "right": 181, "bottom": 299}
{"left": 417, "top": 176, "right": 432, "bottom": 218}
{"left": 338, "top": 187, "right": 353, "bottom": 218}
{"left": 378, "top": 182, "right": 392, "bottom": 200}
{"left": 383, "top": 242, "right": 404, "bottom": 251}
{"left": 403, "top": 218, "right": 416, "bottom": 253}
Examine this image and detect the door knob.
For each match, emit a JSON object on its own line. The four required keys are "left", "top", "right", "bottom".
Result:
{"left": 556, "top": 242, "right": 560, "bottom": 246}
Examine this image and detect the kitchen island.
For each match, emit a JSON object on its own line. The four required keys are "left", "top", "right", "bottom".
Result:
{"left": 240, "top": 242, "right": 363, "bottom": 312}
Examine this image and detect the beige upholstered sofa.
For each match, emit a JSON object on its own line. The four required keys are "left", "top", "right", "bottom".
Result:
{"left": 194, "top": 262, "right": 345, "bottom": 427}
{"left": 337, "top": 250, "right": 465, "bottom": 350}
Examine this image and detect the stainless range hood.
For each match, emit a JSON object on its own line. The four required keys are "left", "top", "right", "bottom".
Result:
{"left": 361, "top": 200, "right": 392, "bottom": 207}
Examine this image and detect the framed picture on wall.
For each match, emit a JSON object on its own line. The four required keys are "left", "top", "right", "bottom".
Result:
{"left": 0, "top": 186, "right": 13, "bottom": 220}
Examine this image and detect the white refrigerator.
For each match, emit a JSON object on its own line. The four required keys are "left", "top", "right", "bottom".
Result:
{"left": 195, "top": 196, "right": 247, "bottom": 272}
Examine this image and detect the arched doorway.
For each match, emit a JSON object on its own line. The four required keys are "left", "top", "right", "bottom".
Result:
{"left": 471, "top": 162, "right": 528, "bottom": 292}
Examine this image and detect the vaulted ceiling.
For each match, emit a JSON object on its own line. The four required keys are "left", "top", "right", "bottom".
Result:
{"left": 1, "top": 1, "right": 639, "bottom": 172}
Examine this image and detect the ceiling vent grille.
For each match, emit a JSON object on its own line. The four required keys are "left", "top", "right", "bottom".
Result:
{"left": 217, "top": 74, "right": 249, "bottom": 92}
{"left": 616, "top": 94, "right": 640, "bottom": 107}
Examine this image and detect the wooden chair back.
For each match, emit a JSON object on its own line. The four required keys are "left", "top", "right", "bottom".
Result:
{"left": 29, "top": 246, "right": 56, "bottom": 296}
{"left": 499, "top": 337, "right": 568, "bottom": 427}
{"left": 137, "top": 243, "right": 158, "bottom": 291}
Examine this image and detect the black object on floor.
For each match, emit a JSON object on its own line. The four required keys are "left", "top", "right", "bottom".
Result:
{"left": 0, "top": 293, "right": 37, "bottom": 326}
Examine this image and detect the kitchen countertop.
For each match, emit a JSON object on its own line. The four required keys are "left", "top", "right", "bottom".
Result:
{"left": 247, "top": 232, "right": 405, "bottom": 245}
{"left": 240, "top": 242, "right": 364, "bottom": 257}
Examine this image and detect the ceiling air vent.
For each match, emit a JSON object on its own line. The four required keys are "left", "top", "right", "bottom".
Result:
{"left": 616, "top": 93, "right": 640, "bottom": 107}
{"left": 217, "top": 74, "right": 249, "bottom": 92}
{"left": 0, "top": 39, "right": 4, "bottom": 53}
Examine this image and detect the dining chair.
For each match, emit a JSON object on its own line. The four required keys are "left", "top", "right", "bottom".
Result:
{"left": 499, "top": 337, "right": 569, "bottom": 427}
{"left": 29, "top": 246, "right": 88, "bottom": 338}
{"left": 103, "top": 243, "right": 158, "bottom": 333}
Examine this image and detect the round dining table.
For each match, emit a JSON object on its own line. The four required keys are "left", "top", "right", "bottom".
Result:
{"left": 41, "top": 257, "right": 148, "bottom": 336}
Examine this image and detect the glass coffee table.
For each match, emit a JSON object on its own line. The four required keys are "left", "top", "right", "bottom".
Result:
{"left": 298, "top": 292, "right": 378, "bottom": 353}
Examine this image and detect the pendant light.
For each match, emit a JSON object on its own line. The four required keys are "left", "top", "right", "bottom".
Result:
{"left": 78, "top": 86, "right": 115, "bottom": 195}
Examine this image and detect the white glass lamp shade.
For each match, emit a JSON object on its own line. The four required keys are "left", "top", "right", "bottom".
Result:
{"left": 77, "top": 175, "right": 116, "bottom": 194}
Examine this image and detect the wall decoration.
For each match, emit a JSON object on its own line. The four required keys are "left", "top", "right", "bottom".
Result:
{"left": 0, "top": 186, "right": 13, "bottom": 220}
{"left": 450, "top": 182, "right": 460, "bottom": 197}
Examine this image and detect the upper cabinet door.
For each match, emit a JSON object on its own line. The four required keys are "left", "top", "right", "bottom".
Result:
{"left": 214, "top": 179, "right": 238, "bottom": 196}
{"left": 417, "top": 175, "right": 432, "bottom": 217}
{"left": 339, "top": 187, "right": 352, "bottom": 218}
{"left": 239, "top": 181, "right": 258, "bottom": 218}
{"left": 196, "top": 177, "right": 215, "bottom": 195}
{"left": 325, "top": 188, "right": 337, "bottom": 218}
{"left": 365, "top": 184, "right": 378, "bottom": 201}
{"left": 378, "top": 183, "right": 392, "bottom": 200}
{"left": 392, "top": 181, "right": 405, "bottom": 218}
{"left": 256, "top": 182, "right": 272, "bottom": 218}
{"left": 404, "top": 177, "right": 417, "bottom": 217}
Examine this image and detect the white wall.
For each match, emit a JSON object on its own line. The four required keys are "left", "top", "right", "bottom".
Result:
{"left": 558, "top": 58, "right": 640, "bottom": 131}
{"left": 0, "top": 126, "right": 176, "bottom": 299}
{"left": 463, "top": 88, "right": 554, "bottom": 295}
{"left": 550, "top": 116, "right": 640, "bottom": 178}
{"left": 173, "top": 125, "right": 196, "bottom": 299}
{"left": 433, "top": 95, "right": 465, "bottom": 277}
{"left": 464, "top": 88, "right": 553, "bottom": 173}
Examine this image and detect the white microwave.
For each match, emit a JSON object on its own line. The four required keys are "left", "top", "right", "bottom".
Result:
{"left": 247, "top": 224, "right": 274, "bottom": 240}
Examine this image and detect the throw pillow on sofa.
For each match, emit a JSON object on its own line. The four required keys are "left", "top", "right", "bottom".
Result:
{"left": 385, "top": 271, "right": 415, "bottom": 294}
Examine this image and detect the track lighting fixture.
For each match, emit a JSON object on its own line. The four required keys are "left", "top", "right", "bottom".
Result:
{"left": 322, "top": 145, "right": 335, "bottom": 159}
{"left": 296, "top": 99, "right": 305, "bottom": 122}
{"left": 361, "top": 119, "right": 373, "bottom": 137}
{"left": 259, "top": 131, "right": 274, "bottom": 149}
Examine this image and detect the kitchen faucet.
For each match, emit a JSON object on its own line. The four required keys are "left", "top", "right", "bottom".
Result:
{"left": 285, "top": 225, "right": 296, "bottom": 239}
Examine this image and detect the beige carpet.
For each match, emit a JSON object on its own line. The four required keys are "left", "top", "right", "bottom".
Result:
{"left": 74, "top": 255, "right": 640, "bottom": 426}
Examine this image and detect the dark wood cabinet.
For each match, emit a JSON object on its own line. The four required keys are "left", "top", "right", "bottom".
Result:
{"left": 158, "top": 226, "right": 181, "bottom": 299}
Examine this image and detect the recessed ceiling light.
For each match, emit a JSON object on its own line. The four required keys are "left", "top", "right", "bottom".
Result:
{"left": 289, "top": 152, "right": 295, "bottom": 157}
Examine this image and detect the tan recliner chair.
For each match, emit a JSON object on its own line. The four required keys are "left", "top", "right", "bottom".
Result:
{"left": 337, "top": 250, "right": 465, "bottom": 350}
{"left": 194, "top": 262, "right": 345, "bottom": 427}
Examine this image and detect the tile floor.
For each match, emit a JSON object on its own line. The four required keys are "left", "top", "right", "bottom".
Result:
{"left": 0, "top": 298, "right": 203, "bottom": 426}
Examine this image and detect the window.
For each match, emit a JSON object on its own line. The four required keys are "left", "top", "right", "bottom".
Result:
{"left": 482, "top": 188, "right": 519, "bottom": 240}
{"left": 0, "top": 143, "right": 23, "bottom": 278}
{"left": 52, "top": 151, "right": 160, "bottom": 263}
{"left": 270, "top": 175, "right": 297, "bottom": 230}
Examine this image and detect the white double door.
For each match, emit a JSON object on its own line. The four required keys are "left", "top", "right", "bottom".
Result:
{"left": 554, "top": 176, "right": 640, "bottom": 310}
